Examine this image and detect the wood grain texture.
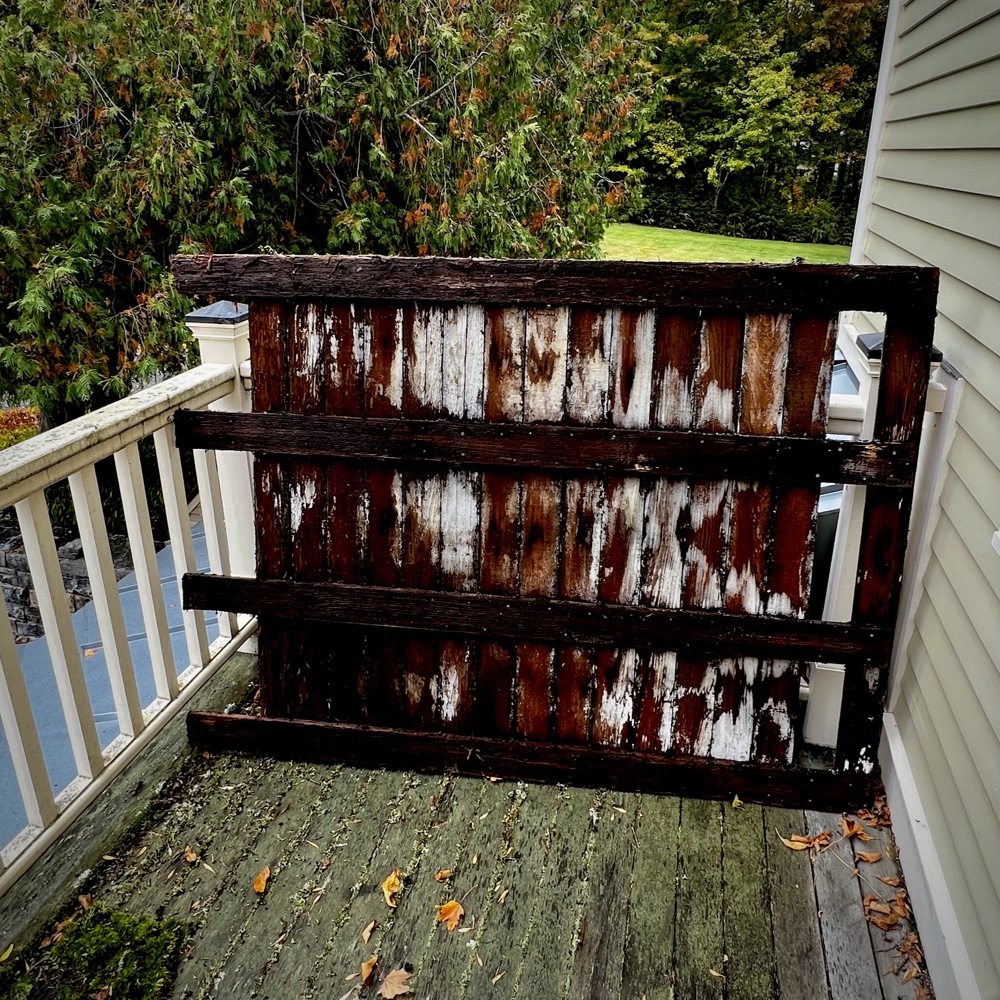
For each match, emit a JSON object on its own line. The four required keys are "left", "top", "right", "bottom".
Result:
{"left": 186, "top": 713, "right": 877, "bottom": 809}
{"left": 184, "top": 573, "right": 896, "bottom": 662}
{"left": 172, "top": 254, "right": 938, "bottom": 313}
{"left": 175, "top": 410, "right": 914, "bottom": 487}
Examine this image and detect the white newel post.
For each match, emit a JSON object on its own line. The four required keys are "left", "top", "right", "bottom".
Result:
{"left": 185, "top": 303, "right": 256, "bottom": 638}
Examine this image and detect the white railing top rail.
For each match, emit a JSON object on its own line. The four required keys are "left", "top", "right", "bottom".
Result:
{"left": 0, "top": 364, "right": 235, "bottom": 511}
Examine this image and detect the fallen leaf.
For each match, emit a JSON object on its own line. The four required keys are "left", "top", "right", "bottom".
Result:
{"left": 183, "top": 846, "right": 198, "bottom": 863}
{"left": 475, "top": 952, "right": 483, "bottom": 968}
{"left": 472, "top": 853, "right": 478, "bottom": 865}
{"left": 497, "top": 888, "right": 509, "bottom": 905}
{"left": 776, "top": 829, "right": 831, "bottom": 853}
{"left": 78, "top": 894, "right": 92, "bottom": 911}
{"left": 203, "top": 862, "right": 216, "bottom": 873}
{"left": 841, "top": 816, "right": 873, "bottom": 841}
{"left": 0, "top": 944, "right": 12, "bottom": 962}
{"left": 102, "top": 855, "right": 117, "bottom": 861}
{"left": 254, "top": 865, "right": 271, "bottom": 894}
{"left": 731, "top": 795, "right": 743, "bottom": 809}
{"left": 89, "top": 988, "right": 110, "bottom": 1000}
{"left": 868, "top": 912, "right": 899, "bottom": 931}
{"left": 902, "top": 967, "right": 918, "bottom": 984}
{"left": 361, "top": 953, "right": 378, "bottom": 986}
{"left": 707, "top": 968, "right": 726, "bottom": 979}
{"left": 778, "top": 835, "right": 811, "bottom": 851}
{"left": 491, "top": 970, "right": 506, "bottom": 986}
{"left": 855, "top": 851, "right": 882, "bottom": 864}
{"left": 84, "top": 648, "right": 97, "bottom": 657}
{"left": 436, "top": 899, "right": 464, "bottom": 931}
{"left": 382, "top": 869, "right": 403, "bottom": 908}
{"left": 344, "top": 972, "right": 360, "bottom": 982}
{"left": 306, "top": 840, "right": 320, "bottom": 849}
{"left": 877, "top": 876, "right": 902, "bottom": 887}
{"left": 434, "top": 869, "right": 453, "bottom": 882}
{"left": 378, "top": 967, "right": 413, "bottom": 998}
{"left": 362, "top": 920, "right": 377, "bottom": 944}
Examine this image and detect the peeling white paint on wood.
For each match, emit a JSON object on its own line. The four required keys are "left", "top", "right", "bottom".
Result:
{"left": 405, "top": 475, "right": 442, "bottom": 571}
{"left": 649, "top": 650, "right": 677, "bottom": 750}
{"left": 767, "top": 591, "right": 795, "bottom": 616}
{"left": 709, "top": 657, "right": 757, "bottom": 760}
{"left": 610, "top": 309, "right": 655, "bottom": 428}
{"left": 524, "top": 308, "right": 569, "bottom": 423}
{"left": 597, "top": 648, "right": 639, "bottom": 743}
{"left": 564, "top": 478, "right": 605, "bottom": 600}
{"left": 642, "top": 479, "right": 688, "bottom": 609}
{"left": 289, "top": 477, "right": 317, "bottom": 536}
{"left": 697, "top": 383, "right": 735, "bottom": 431}
{"left": 655, "top": 364, "right": 693, "bottom": 429}
{"left": 688, "top": 479, "right": 728, "bottom": 535}
{"left": 360, "top": 306, "right": 403, "bottom": 410}
{"left": 603, "top": 478, "right": 645, "bottom": 604}
{"left": 725, "top": 562, "right": 764, "bottom": 615}
{"left": 810, "top": 318, "right": 837, "bottom": 431}
{"left": 441, "top": 470, "right": 478, "bottom": 592}
{"left": 438, "top": 658, "right": 461, "bottom": 722}
{"left": 566, "top": 309, "right": 610, "bottom": 422}
{"left": 295, "top": 303, "right": 325, "bottom": 390}
{"left": 410, "top": 306, "right": 445, "bottom": 410}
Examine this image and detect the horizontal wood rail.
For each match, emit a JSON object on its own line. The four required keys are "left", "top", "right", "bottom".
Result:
{"left": 175, "top": 410, "right": 916, "bottom": 488}
{"left": 183, "top": 574, "right": 892, "bottom": 663}
{"left": 171, "top": 255, "right": 938, "bottom": 313}
{"left": 186, "top": 713, "right": 877, "bottom": 811}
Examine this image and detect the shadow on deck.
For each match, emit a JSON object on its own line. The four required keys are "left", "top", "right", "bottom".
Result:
{"left": 89, "top": 739, "right": 927, "bottom": 999}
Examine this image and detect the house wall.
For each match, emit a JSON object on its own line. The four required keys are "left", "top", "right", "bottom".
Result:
{"left": 854, "top": 0, "right": 1000, "bottom": 995}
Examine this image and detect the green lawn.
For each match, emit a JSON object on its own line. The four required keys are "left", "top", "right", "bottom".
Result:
{"left": 601, "top": 222, "right": 851, "bottom": 264}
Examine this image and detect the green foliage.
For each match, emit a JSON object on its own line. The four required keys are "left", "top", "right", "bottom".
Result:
{"left": 0, "top": 905, "right": 185, "bottom": 999}
{"left": 628, "top": 0, "right": 887, "bottom": 243}
{"left": 0, "top": 0, "right": 653, "bottom": 423}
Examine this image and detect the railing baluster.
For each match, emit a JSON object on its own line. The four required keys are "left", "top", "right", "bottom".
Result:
{"left": 153, "top": 428, "right": 210, "bottom": 669}
{"left": 193, "top": 448, "right": 238, "bottom": 637}
{"left": 15, "top": 493, "right": 105, "bottom": 780}
{"left": 68, "top": 467, "right": 145, "bottom": 738}
{"left": 114, "top": 442, "right": 178, "bottom": 701}
{"left": 0, "top": 587, "right": 59, "bottom": 832}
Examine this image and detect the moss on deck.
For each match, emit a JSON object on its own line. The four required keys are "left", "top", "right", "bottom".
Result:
{"left": 13, "top": 750, "right": 928, "bottom": 1000}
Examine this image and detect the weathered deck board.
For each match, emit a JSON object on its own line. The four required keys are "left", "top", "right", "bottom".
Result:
{"left": 81, "top": 756, "right": 927, "bottom": 1000}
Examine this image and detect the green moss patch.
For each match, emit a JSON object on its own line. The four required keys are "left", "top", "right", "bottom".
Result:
{"left": 0, "top": 905, "right": 185, "bottom": 1000}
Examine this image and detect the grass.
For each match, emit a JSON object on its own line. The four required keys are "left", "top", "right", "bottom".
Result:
{"left": 601, "top": 222, "right": 851, "bottom": 264}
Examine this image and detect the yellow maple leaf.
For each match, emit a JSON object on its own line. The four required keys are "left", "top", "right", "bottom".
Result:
{"left": 382, "top": 868, "right": 402, "bottom": 908}
{"left": 435, "top": 899, "right": 464, "bottom": 931}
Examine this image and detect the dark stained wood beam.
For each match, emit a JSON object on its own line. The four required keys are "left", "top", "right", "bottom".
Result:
{"left": 170, "top": 255, "right": 938, "bottom": 313}
{"left": 174, "top": 410, "right": 916, "bottom": 488}
{"left": 186, "top": 712, "right": 878, "bottom": 811}
{"left": 182, "top": 574, "right": 893, "bottom": 663}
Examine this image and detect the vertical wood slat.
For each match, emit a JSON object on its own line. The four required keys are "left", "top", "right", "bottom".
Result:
{"left": 285, "top": 302, "right": 332, "bottom": 719}
{"left": 363, "top": 305, "right": 410, "bottom": 725}
{"left": 635, "top": 311, "right": 701, "bottom": 751}
{"left": 838, "top": 304, "right": 934, "bottom": 772}
{"left": 323, "top": 303, "right": 366, "bottom": 721}
{"left": 153, "top": 428, "right": 210, "bottom": 671}
{"left": 476, "top": 307, "right": 524, "bottom": 736}
{"left": 0, "top": 586, "right": 59, "bottom": 829}
{"left": 710, "top": 313, "right": 790, "bottom": 761}
{"left": 192, "top": 448, "right": 239, "bottom": 637}
{"left": 114, "top": 442, "right": 178, "bottom": 703}
{"left": 557, "top": 307, "right": 609, "bottom": 743}
{"left": 517, "top": 307, "right": 569, "bottom": 740}
{"left": 755, "top": 315, "right": 838, "bottom": 764}
{"left": 68, "top": 466, "right": 145, "bottom": 738}
{"left": 594, "top": 308, "right": 655, "bottom": 747}
{"left": 250, "top": 302, "right": 290, "bottom": 715}
{"left": 438, "top": 306, "right": 485, "bottom": 731}
{"left": 15, "top": 493, "right": 105, "bottom": 779}
{"left": 672, "top": 314, "right": 743, "bottom": 755}
{"left": 401, "top": 305, "right": 444, "bottom": 727}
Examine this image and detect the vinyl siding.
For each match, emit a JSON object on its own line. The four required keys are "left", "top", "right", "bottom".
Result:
{"left": 858, "top": 0, "right": 1000, "bottom": 994}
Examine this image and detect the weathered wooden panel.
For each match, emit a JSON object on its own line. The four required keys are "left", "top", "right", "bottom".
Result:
{"left": 180, "top": 258, "right": 936, "bottom": 803}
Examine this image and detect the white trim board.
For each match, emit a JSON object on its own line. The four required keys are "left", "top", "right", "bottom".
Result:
{"left": 880, "top": 713, "right": 983, "bottom": 1000}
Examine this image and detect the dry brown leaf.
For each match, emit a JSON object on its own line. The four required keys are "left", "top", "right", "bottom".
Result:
{"left": 102, "top": 855, "right": 117, "bottom": 861}
{"left": 868, "top": 912, "right": 899, "bottom": 931}
{"left": 855, "top": 851, "right": 882, "bottom": 864}
{"left": 902, "top": 967, "right": 918, "bottom": 984}
{"left": 841, "top": 816, "right": 873, "bottom": 841}
{"left": 491, "top": 970, "right": 506, "bottom": 986}
{"left": 436, "top": 899, "right": 464, "bottom": 931}
{"left": 203, "top": 862, "right": 215, "bottom": 873}
{"left": 382, "top": 869, "right": 403, "bottom": 908}
{"left": 78, "top": 894, "right": 92, "bottom": 911}
{"left": 378, "top": 967, "right": 413, "bottom": 998}
{"left": 84, "top": 648, "right": 97, "bottom": 657}
{"left": 777, "top": 830, "right": 830, "bottom": 853}
{"left": 472, "top": 853, "right": 479, "bottom": 865}
{"left": 778, "top": 835, "right": 811, "bottom": 851}
{"left": 362, "top": 919, "right": 377, "bottom": 944}
{"left": 361, "top": 954, "right": 378, "bottom": 986}
{"left": 707, "top": 968, "right": 726, "bottom": 979}
{"left": 497, "top": 888, "right": 510, "bottom": 905}
{"left": 253, "top": 865, "right": 271, "bottom": 895}
{"left": 877, "top": 876, "right": 902, "bottom": 887}
{"left": 434, "top": 869, "right": 453, "bottom": 882}
{"left": 183, "top": 846, "right": 198, "bottom": 863}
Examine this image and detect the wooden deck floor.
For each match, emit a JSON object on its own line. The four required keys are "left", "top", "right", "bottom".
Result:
{"left": 92, "top": 754, "right": 932, "bottom": 1000}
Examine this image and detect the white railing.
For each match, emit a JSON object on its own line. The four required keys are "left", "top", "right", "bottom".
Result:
{"left": 0, "top": 349, "right": 256, "bottom": 896}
